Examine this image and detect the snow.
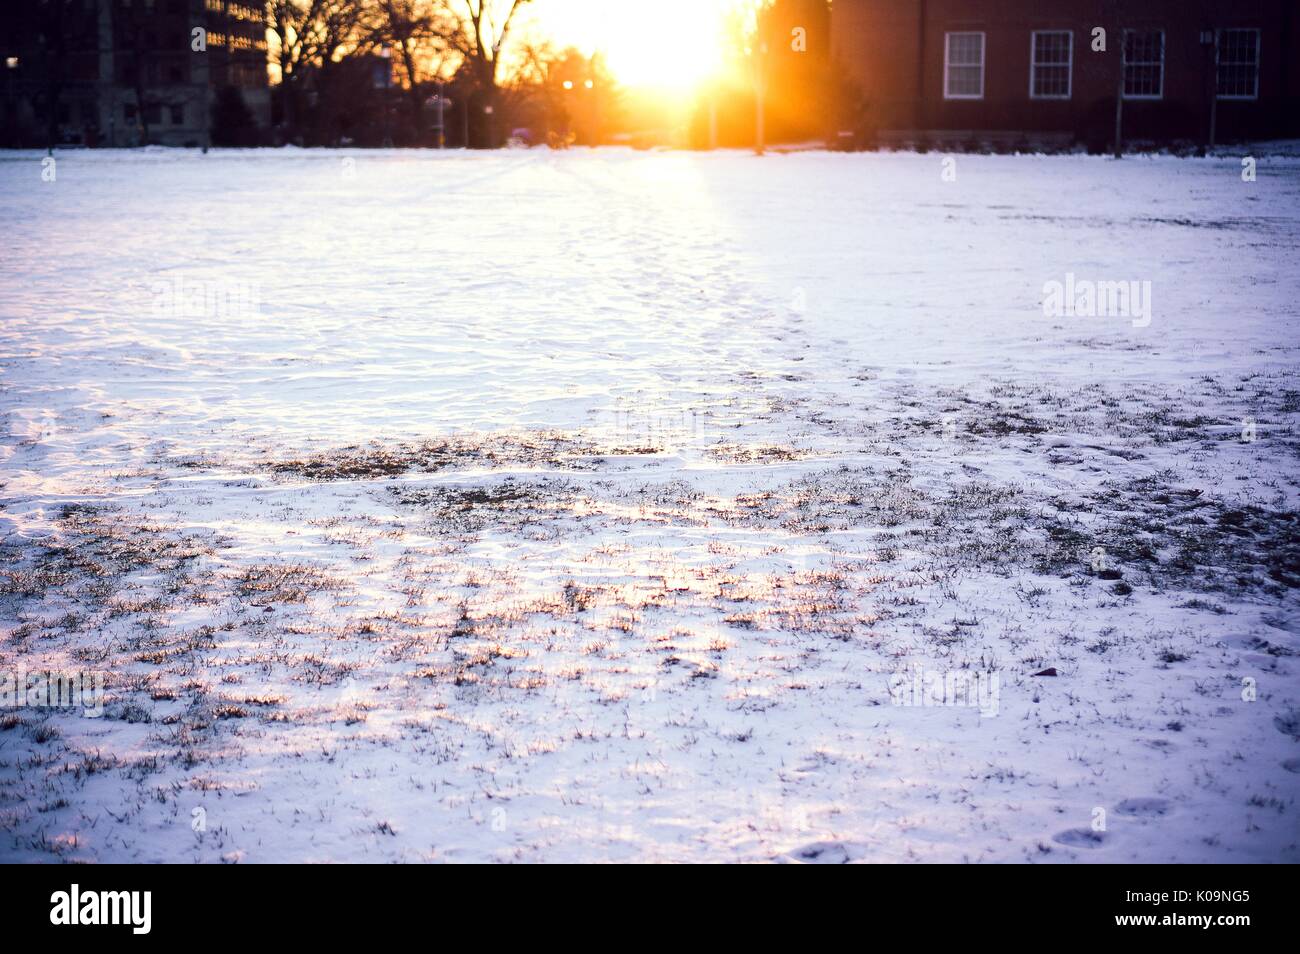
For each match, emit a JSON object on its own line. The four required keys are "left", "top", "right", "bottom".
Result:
{"left": 1, "top": 146, "right": 1297, "bottom": 863}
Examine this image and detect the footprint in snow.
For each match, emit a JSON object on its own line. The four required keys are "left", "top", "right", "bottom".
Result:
{"left": 1274, "top": 710, "right": 1300, "bottom": 739}
{"left": 1053, "top": 828, "right": 1110, "bottom": 849}
{"left": 1115, "top": 797, "right": 1173, "bottom": 818}
{"left": 785, "top": 841, "right": 859, "bottom": 864}
{"left": 1282, "top": 758, "right": 1300, "bottom": 774}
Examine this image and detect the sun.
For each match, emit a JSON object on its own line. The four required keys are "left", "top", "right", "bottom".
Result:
{"left": 530, "top": 0, "right": 736, "bottom": 96}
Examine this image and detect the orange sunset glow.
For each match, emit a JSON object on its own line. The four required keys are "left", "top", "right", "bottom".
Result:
{"left": 522, "top": 0, "right": 742, "bottom": 96}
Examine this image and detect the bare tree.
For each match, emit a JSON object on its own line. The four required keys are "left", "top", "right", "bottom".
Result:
{"left": 267, "top": 0, "right": 322, "bottom": 138}
{"left": 364, "top": 0, "right": 458, "bottom": 138}
{"left": 449, "top": 0, "right": 533, "bottom": 144}
{"left": 267, "top": 0, "right": 370, "bottom": 141}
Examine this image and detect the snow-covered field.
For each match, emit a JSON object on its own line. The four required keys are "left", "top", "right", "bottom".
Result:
{"left": 1, "top": 147, "right": 1297, "bottom": 863}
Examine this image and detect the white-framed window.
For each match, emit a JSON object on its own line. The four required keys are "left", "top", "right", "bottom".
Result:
{"left": 1216, "top": 28, "right": 1260, "bottom": 99}
{"left": 1029, "top": 30, "right": 1073, "bottom": 99}
{"left": 1122, "top": 29, "right": 1164, "bottom": 99}
{"left": 944, "top": 32, "right": 985, "bottom": 99}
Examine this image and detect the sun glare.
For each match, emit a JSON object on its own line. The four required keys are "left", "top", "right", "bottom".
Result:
{"left": 531, "top": 0, "right": 736, "bottom": 97}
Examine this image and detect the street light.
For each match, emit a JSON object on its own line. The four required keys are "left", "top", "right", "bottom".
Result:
{"left": 559, "top": 67, "right": 599, "bottom": 145}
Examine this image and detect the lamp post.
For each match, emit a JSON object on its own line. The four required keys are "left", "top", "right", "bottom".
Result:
{"left": 1201, "top": 30, "right": 1218, "bottom": 150}
{"left": 586, "top": 75, "right": 599, "bottom": 146}
{"left": 1113, "top": 71, "right": 1123, "bottom": 159}
{"left": 561, "top": 72, "right": 597, "bottom": 146}
{"left": 561, "top": 79, "right": 574, "bottom": 144}
{"left": 435, "top": 77, "right": 445, "bottom": 148}
{"left": 200, "top": 8, "right": 213, "bottom": 154}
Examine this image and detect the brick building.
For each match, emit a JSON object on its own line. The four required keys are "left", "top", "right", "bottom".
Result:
{"left": 1, "top": 0, "right": 269, "bottom": 148}
{"left": 830, "top": 0, "right": 1300, "bottom": 149}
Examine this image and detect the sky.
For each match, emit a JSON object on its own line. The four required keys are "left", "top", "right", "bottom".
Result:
{"left": 519, "top": 0, "right": 740, "bottom": 95}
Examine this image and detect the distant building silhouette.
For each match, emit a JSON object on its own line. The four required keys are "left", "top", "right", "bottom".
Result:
{"left": 1, "top": 0, "right": 269, "bottom": 148}
{"left": 831, "top": 0, "right": 1300, "bottom": 149}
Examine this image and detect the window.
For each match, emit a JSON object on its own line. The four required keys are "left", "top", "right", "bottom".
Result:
{"left": 170, "top": 104, "right": 184, "bottom": 125}
{"left": 1030, "top": 31, "right": 1072, "bottom": 99}
{"left": 944, "top": 32, "right": 985, "bottom": 99}
{"left": 1123, "top": 29, "right": 1164, "bottom": 99}
{"left": 1217, "top": 28, "right": 1259, "bottom": 99}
